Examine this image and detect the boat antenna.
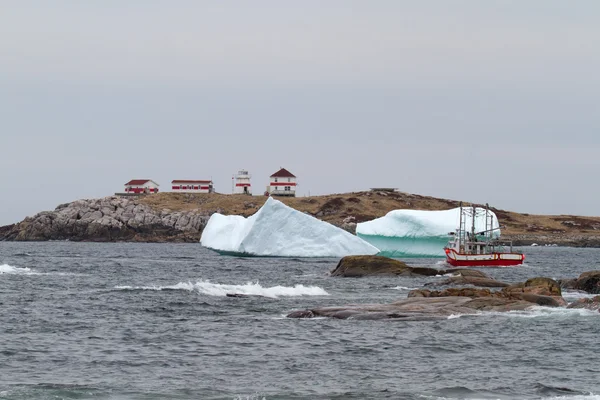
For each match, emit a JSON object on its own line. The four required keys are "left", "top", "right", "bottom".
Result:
{"left": 485, "top": 203, "right": 490, "bottom": 239}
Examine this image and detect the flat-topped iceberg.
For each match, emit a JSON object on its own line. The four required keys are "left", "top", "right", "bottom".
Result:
{"left": 356, "top": 208, "right": 500, "bottom": 257}
{"left": 200, "top": 197, "right": 379, "bottom": 257}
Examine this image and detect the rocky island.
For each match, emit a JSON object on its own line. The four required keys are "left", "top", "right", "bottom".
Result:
{"left": 286, "top": 255, "right": 600, "bottom": 320}
{"left": 2, "top": 191, "right": 600, "bottom": 246}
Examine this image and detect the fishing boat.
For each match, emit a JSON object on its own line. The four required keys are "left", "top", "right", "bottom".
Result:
{"left": 444, "top": 203, "right": 524, "bottom": 267}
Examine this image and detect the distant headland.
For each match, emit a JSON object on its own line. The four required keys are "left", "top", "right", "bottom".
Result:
{"left": 1, "top": 190, "right": 600, "bottom": 247}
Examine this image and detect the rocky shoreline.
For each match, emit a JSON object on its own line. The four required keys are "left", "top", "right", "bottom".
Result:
{"left": 505, "top": 234, "right": 600, "bottom": 248}
{"left": 0, "top": 196, "right": 207, "bottom": 242}
{"left": 2, "top": 193, "right": 600, "bottom": 246}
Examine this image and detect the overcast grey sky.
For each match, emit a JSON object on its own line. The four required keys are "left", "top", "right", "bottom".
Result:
{"left": 1, "top": 1, "right": 599, "bottom": 225}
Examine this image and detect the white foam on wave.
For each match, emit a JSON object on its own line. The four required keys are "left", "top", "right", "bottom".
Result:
{"left": 442, "top": 305, "right": 599, "bottom": 321}
{"left": 392, "top": 286, "right": 418, "bottom": 291}
{"left": 446, "top": 312, "right": 481, "bottom": 319}
{"left": 0, "top": 264, "right": 37, "bottom": 275}
{"left": 233, "top": 394, "right": 267, "bottom": 400}
{"left": 115, "top": 280, "right": 329, "bottom": 298}
{"left": 487, "top": 306, "right": 599, "bottom": 319}
{"left": 562, "top": 290, "right": 599, "bottom": 301}
{"left": 0, "top": 264, "right": 80, "bottom": 277}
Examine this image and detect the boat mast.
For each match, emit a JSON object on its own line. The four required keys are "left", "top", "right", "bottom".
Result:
{"left": 458, "top": 202, "right": 464, "bottom": 252}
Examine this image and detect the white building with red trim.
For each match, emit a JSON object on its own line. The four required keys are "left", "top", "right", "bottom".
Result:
{"left": 124, "top": 179, "right": 160, "bottom": 194}
{"left": 171, "top": 180, "right": 214, "bottom": 193}
{"left": 268, "top": 168, "right": 296, "bottom": 197}
{"left": 233, "top": 170, "right": 252, "bottom": 195}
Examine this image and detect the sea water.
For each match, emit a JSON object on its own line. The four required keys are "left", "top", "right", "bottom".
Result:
{"left": 1, "top": 242, "right": 599, "bottom": 399}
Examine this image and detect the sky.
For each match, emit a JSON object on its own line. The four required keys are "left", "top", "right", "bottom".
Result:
{"left": 1, "top": 1, "right": 599, "bottom": 225}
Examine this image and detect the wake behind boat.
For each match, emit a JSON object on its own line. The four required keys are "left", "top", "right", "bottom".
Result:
{"left": 444, "top": 203, "right": 525, "bottom": 267}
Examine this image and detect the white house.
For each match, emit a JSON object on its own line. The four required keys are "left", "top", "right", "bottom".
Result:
{"left": 267, "top": 168, "right": 296, "bottom": 197}
{"left": 171, "top": 180, "right": 214, "bottom": 193}
{"left": 233, "top": 170, "right": 252, "bottom": 195}
{"left": 124, "top": 179, "right": 160, "bottom": 194}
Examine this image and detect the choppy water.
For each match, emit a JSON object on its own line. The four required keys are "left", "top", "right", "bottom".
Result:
{"left": 1, "top": 243, "right": 599, "bottom": 400}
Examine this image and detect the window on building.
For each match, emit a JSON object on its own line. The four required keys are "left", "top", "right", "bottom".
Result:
{"left": 285, "top": 186, "right": 290, "bottom": 191}
{"left": 180, "top": 185, "right": 183, "bottom": 189}
{"left": 274, "top": 178, "right": 278, "bottom": 182}
{"left": 288, "top": 178, "right": 291, "bottom": 182}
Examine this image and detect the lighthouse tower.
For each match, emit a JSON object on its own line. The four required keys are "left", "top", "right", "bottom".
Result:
{"left": 233, "top": 169, "right": 252, "bottom": 195}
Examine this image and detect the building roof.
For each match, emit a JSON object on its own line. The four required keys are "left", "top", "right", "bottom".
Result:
{"left": 270, "top": 168, "right": 296, "bottom": 178}
{"left": 171, "top": 179, "right": 213, "bottom": 184}
{"left": 124, "top": 179, "right": 159, "bottom": 186}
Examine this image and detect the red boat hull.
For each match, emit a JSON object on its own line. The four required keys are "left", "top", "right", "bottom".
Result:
{"left": 444, "top": 249, "right": 524, "bottom": 267}
{"left": 445, "top": 256, "right": 524, "bottom": 267}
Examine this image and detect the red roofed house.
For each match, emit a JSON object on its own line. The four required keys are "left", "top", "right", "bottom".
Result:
{"left": 124, "top": 179, "right": 160, "bottom": 194}
{"left": 171, "top": 179, "right": 214, "bottom": 193}
{"left": 268, "top": 168, "right": 296, "bottom": 197}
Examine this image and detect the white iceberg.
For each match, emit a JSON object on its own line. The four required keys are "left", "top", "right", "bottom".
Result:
{"left": 356, "top": 207, "right": 500, "bottom": 257}
{"left": 200, "top": 197, "right": 379, "bottom": 257}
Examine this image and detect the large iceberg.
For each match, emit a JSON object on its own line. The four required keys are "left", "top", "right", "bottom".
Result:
{"left": 356, "top": 207, "right": 500, "bottom": 257}
{"left": 200, "top": 197, "right": 379, "bottom": 257}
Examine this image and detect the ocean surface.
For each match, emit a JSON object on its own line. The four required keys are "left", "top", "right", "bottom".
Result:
{"left": 1, "top": 243, "right": 599, "bottom": 400}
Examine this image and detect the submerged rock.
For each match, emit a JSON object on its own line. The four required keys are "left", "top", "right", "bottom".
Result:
{"left": 408, "top": 288, "right": 494, "bottom": 298}
{"left": 566, "top": 296, "right": 600, "bottom": 311}
{"left": 330, "top": 255, "right": 440, "bottom": 277}
{"left": 447, "top": 269, "right": 489, "bottom": 278}
{"left": 427, "top": 268, "right": 509, "bottom": 288}
{"left": 428, "top": 275, "right": 510, "bottom": 288}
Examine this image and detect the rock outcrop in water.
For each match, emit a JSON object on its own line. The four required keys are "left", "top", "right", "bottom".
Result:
{"left": 287, "top": 276, "right": 566, "bottom": 319}
{"left": 426, "top": 274, "right": 509, "bottom": 288}
{"left": 330, "top": 255, "right": 441, "bottom": 277}
{"left": 286, "top": 297, "right": 539, "bottom": 320}
{"left": 0, "top": 196, "right": 209, "bottom": 242}
{"left": 411, "top": 277, "right": 566, "bottom": 307}
{"left": 559, "top": 271, "right": 600, "bottom": 294}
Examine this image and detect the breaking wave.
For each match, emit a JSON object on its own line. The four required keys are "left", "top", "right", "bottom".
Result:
{"left": 445, "top": 306, "right": 599, "bottom": 321}
{"left": 115, "top": 280, "right": 329, "bottom": 298}
{"left": 562, "top": 290, "right": 599, "bottom": 301}
{"left": 0, "top": 264, "right": 37, "bottom": 275}
{"left": 391, "top": 286, "right": 418, "bottom": 291}
{"left": 486, "top": 306, "right": 600, "bottom": 319}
